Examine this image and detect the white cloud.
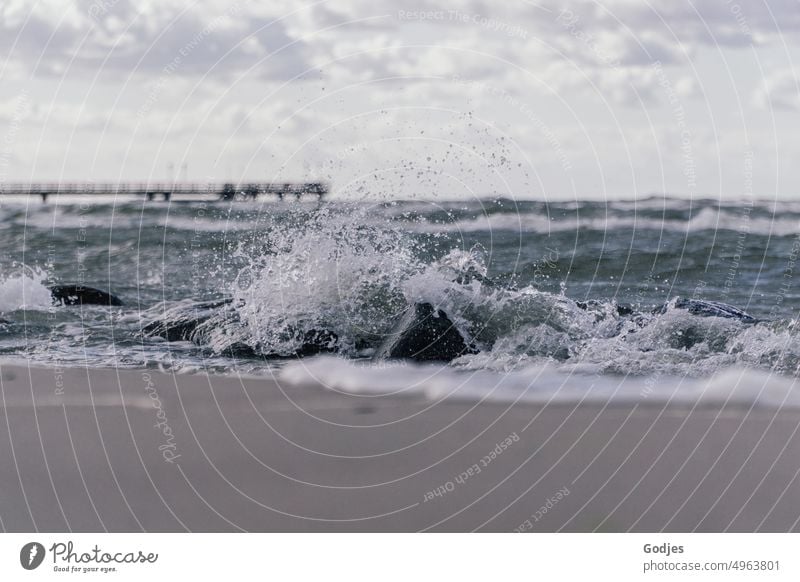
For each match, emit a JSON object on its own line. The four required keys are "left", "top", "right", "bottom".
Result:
{"left": 0, "top": 0, "right": 310, "bottom": 80}
{"left": 0, "top": 0, "right": 798, "bottom": 196}
{"left": 755, "top": 68, "right": 799, "bottom": 111}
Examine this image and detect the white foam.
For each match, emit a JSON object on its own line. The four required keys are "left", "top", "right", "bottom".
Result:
{"left": 0, "top": 270, "right": 53, "bottom": 312}
{"left": 405, "top": 207, "right": 800, "bottom": 236}
{"left": 228, "top": 207, "right": 425, "bottom": 356}
{"left": 279, "top": 356, "right": 800, "bottom": 409}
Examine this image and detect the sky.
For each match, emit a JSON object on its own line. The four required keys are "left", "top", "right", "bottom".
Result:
{"left": 0, "top": 0, "right": 798, "bottom": 200}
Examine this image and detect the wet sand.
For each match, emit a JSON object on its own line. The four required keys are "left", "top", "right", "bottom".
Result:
{"left": 0, "top": 362, "right": 799, "bottom": 532}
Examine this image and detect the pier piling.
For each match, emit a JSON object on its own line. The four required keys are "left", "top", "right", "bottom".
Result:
{"left": 0, "top": 181, "right": 328, "bottom": 202}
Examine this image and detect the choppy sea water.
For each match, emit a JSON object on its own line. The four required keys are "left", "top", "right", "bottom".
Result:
{"left": 2, "top": 195, "right": 800, "bottom": 406}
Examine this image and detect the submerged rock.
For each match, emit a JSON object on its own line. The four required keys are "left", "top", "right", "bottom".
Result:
{"left": 577, "top": 297, "right": 758, "bottom": 325}
{"left": 50, "top": 285, "right": 123, "bottom": 306}
{"left": 670, "top": 298, "right": 759, "bottom": 323}
{"left": 295, "top": 329, "right": 339, "bottom": 357}
{"left": 576, "top": 299, "right": 635, "bottom": 317}
{"left": 374, "top": 302, "right": 478, "bottom": 362}
{"left": 142, "top": 298, "right": 339, "bottom": 358}
{"left": 140, "top": 293, "right": 761, "bottom": 363}
{"left": 141, "top": 299, "right": 230, "bottom": 341}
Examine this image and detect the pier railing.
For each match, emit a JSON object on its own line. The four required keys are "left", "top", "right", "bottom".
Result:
{"left": 0, "top": 181, "right": 329, "bottom": 201}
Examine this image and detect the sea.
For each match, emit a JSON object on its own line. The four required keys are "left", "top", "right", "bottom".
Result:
{"left": 2, "top": 195, "right": 800, "bottom": 407}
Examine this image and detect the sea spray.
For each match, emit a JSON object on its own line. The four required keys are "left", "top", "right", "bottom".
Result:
{"left": 0, "top": 267, "right": 52, "bottom": 312}
{"left": 7, "top": 198, "right": 800, "bottom": 395}
{"left": 229, "top": 205, "right": 421, "bottom": 356}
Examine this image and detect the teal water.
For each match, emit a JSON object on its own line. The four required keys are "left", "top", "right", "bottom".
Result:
{"left": 1, "top": 196, "right": 799, "bottom": 383}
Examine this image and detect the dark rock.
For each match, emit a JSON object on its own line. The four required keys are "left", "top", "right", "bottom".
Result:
{"left": 142, "top": 299, "right": 230, "bottom": 341}
{"left": 218, "top": 342, "right": 260, "bottom": 358}
{"left": 576, "top": 297, "right": 758, "bottom": 323}
{"left": 662, "top": 298, "right": 758, "bottom": 323}
{"left": 575, "top": 300, "right": 635, "bottom": 317}
{"left": 615, "top": 304, "right": 635, "bottom": 317}
{"left": 142, "top": 299, "right": 339, "bottom": 358}
{"left": 668, "top": 325, "right": 708, "bottom": 350}
{"left": 374, "top": 302, "right": 478, "bottom": 362}
{"left": 50, "top": 285, "right": 123, "bottom": 306}
{"left": 296, "top": 329, "right": 339, "bottom": 357}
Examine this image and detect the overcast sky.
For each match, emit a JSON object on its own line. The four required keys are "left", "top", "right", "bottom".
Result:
{"left": 0, "top": 0, "right": 798, "bottom": 199}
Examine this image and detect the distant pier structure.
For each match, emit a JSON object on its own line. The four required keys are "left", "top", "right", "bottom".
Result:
{"left": 0, "top": 181, "right": 328, "bottom": 202}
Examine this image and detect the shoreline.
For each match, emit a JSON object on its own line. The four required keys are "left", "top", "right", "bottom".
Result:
{"left": 1, "top": 362, "right": 799, "bottom": 532}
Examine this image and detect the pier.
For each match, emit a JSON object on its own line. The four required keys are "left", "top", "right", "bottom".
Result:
{"left": 0, "top": 181, "right": 328, "bottom": 202}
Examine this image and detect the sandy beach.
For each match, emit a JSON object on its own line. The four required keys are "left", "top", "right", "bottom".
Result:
{"left": 0, "top": 362, "right": 797, "bottom": 532}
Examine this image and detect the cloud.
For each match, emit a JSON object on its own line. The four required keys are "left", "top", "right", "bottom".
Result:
{"left": 1, "top": 0, "right": 799, "bottom": 196}
{"left": 560, "top": 0, "right": 800, "bottom": 47}
{"left": 755, "top": 68, "right": 799, "bottom": 111}
{"left": 0, "top": 0, "right": 310, "bottom": 80}
{"left": 3, "top": 0, "right": 799, "bottom": 90}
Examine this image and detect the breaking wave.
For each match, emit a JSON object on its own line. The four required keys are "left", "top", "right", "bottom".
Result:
{"left": 152, "top": 204, "right": 800, "bottom": 381}
{"left": 5, "top": 197, "right": 800, "bottom": 403}
{"left": 0, "top": 268, "right": 53, "bottom": 312}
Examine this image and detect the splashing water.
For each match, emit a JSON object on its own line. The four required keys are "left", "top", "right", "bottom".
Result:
{"left": 4, "top": 198, "right": 800, "bottom": 400}
{"left": 229, "top": 206, "right": 421, "bottom": 356}
{"left": 0, "top": 268, "right": 53, "bottom": 312}
{"left": 172, "top": 203, "right": 800, "bottom": 383}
